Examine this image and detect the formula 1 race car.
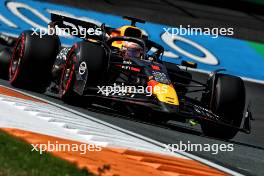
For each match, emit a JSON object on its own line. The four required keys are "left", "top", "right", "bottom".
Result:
{"left": 0, "top": 14, "right": 253, "bottom": 139}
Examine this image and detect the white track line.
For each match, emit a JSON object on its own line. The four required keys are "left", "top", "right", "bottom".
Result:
{"left": 0, "top": 94, "right": 166, "bottom": 152}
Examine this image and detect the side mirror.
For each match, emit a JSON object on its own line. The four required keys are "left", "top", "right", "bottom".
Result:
{"left": 181, "top": 60, "right": 197, "bottom": 69}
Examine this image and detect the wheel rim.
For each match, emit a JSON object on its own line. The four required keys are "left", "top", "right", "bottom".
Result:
{"left": 9, "top": 34, "right": 25, "bottom": 82}
{"left": 61, "top": 52, "right": 76, "bottom": 96}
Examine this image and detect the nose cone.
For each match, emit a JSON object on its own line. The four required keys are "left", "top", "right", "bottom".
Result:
{"left": 148, "top": 80, "right": 179, "bottom": 106}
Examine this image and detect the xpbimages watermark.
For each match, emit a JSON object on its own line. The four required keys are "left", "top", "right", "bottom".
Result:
{"left": 97, "top": 83, "right": 168, "bottom": 97}
{"left": 31, "top": 24, "right": 102, "bottom": 39}
{"left": 164, "top": 141, "right": 234, "bottom": 155}
{"left": 163, "top": 25, "right": 234, "bottom": 39}
{"left": 31, "top": 141, "right": 102, "bottom": 155}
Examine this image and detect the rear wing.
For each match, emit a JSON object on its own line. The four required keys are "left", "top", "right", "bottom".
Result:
{"left": 50, "top": 13, "right": 103, "bottom": 40}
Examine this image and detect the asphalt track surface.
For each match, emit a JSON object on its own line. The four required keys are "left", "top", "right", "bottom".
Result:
{"left": 1, "top": 0, "right": 264, "bottom": 175}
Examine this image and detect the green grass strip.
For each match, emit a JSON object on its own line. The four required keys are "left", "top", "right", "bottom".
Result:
{"left": 0, "top": 130, "right": 95, "bottom": 176}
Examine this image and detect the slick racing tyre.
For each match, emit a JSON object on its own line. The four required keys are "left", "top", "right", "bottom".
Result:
{"left": 60, "top": 41, "right": 106, "bottom": 104}
{"left": 0, "top": 47, "right": 12, "bottom": 80}
{"left": 9, "top": 31, "right": 60, "bottom": 93}
{"left": 201, "top": 73, "right": 246, "bottom": 139}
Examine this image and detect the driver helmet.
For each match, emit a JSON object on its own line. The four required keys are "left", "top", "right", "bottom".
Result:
{"left": 121, "top": 41, "right": 143, "bottom": 59}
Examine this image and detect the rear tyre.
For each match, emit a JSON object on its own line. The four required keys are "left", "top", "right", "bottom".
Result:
{"left": 60, "top": 41, "right": 106, "bottom": 105}
{"left": 201, "top": 73, "right": 245, "bottom": 139}
{"left": 0, "top": 47, "right": 12, "bottom": 80}
{"left": 9, "top": 31, "right": 60, "bottom": 93}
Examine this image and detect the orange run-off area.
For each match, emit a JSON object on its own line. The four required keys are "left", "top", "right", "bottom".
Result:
{"left": 0, "top": 86, "right": 228, "bottom": 176}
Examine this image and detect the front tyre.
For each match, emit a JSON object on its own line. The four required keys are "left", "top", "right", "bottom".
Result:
{"left": 60, "top": 41, "right": 107, "bottom": 105}
{"left": 201, "top": 73, "right": 246, "bottom": 139}
{"left": 60, "top": 45, "right": 80, "bottom": 104}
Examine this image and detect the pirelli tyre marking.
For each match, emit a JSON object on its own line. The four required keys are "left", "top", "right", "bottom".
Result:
{"left": 78, "top": 61, "right": 87, "bottom": 75}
